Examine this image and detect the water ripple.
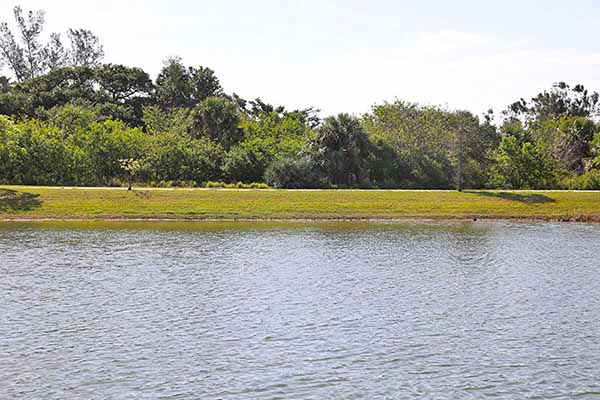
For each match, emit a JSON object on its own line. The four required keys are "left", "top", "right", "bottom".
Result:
{"left": 1, "top": 221, "right": 600, "bottom": 398}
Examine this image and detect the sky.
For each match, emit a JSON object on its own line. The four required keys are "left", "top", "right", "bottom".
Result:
{"left": 2, "top": 0, "right": 600, "bottom": 118}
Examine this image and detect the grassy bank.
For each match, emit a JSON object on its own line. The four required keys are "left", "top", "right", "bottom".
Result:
{"left": 1, "top": 185, "right": 600, "bottom": 221}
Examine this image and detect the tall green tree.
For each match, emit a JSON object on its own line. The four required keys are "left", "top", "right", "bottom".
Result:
{"left": 506, "top": 82, "right": 600, "bottom": 123}
{"left": 0, "top": 6, "right": 45, "bottom": 81}
{"left": 154, "top": 57, "right": 222, "bottom": 109}
{"left": 95, "top": 64, "right": 153, "bottom": 103}
{"left": 0, "top": 6, "right": 104, "bottom": 81}
{"left": 310, "top": 113, "right": 371, "bottom": 187}
{"left": 191, "top": 97, "right": 241, "bottom": 149}
{"left": 67, "top": 29, "right": 104, "bottom": 68}
{"left": 490, "top": 135, "right": 556, "bottom": 189}
{"left": 536, "top": 116, "right": 598, "bottom": 173}
{"left": 42, "top": 33, "right": 68, "bottom": 70}
{"left": 501, "top": 82, "right": 600, "bottom": 180}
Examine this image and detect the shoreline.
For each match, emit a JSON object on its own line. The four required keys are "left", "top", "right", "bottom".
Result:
{"left": 2, "top": 215, "right": 600, "bottom": 223}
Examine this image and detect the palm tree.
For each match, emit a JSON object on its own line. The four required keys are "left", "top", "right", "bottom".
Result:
{"left": 311, "top": 113, "right": 371, "bottom": 187}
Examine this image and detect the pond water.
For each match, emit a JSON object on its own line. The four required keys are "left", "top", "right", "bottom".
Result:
{"left": 1, "top": 220, "right": 600, "bottom": 399}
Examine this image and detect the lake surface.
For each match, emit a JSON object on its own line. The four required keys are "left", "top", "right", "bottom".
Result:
{"left": 2, "top": 220, "right": 600, "bottom": 399}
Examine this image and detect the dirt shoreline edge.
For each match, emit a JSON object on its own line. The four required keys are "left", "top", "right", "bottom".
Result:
{"left": 2, "top": 215, "right": 600, "bottom": 223}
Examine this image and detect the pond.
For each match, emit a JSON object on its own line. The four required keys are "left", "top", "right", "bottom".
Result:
{"left": 1, "top": 220, "right": 600, "bottom": 399}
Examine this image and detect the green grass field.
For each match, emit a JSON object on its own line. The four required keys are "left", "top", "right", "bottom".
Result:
{"left": 1, "top": 185, "right": 600, "bottom": 221}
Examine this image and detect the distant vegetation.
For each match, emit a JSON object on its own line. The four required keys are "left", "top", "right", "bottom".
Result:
{"left": 2, "top": 6, "right": 600, "bottom": 190}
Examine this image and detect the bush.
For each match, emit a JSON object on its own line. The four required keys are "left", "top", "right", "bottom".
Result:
{"left": 222, "top": 143, "right": 270, "bottom": 183}
{"left": 6, "top": 119, "right": 97, "bottom": 185}
{"left": 0, "top": 115, "right": 25, "bottom": 184}
{"left": 146, "top": 180, "right": 197, "bottom": 188}
{"left": 143, "top": 134, "right": 224, "bottom": 183}
{"left": 561, "top": 170, "right": 600, "bottom": 190}
{"left": 203, "top": 181, "right": 269, "bottom": 189}
{"left": 205, "top": 181, "right": 225, "bottom": 188}
{"left": 265, "top": 156, "right": 325, "bottom": 188}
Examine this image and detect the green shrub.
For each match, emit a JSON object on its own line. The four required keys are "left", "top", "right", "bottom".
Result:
{"left": 222, "top": 143, "right": 270, "bottom": 183}
{"left": 205, "top": 181, "right": 225, "bottom": 188}
{"left": 561, "top": 170, "right": 600, "bottom": 190}
{"left": 143, "top": 134, "right": 224, "bottom": 184}
{"left": 265, "top": 156, "right": 325, "bottom": 188}
{"left": 204, "top": 181, "right": 269, "bottom": 189}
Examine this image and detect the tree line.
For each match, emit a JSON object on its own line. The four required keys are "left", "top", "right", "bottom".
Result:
{"left": 2, "top": 6, "right": 600, "bottom": 190}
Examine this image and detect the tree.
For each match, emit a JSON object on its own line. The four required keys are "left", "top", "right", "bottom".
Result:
{"left": 238, "top": 105, "right": 312, "bottom": 157}
{"left": 501, "top": 83, "right": 600, "bottom": 179}
{"left": 447, "top": 110, "right": 496, "bottom": 190}
{"left": 362, "top": 101, "right": 500, "bottom": 189}
{"left": 0, "top": 6, "right": 104, "bottom": 81}
{"left": 190, "top": 66, "right": 222, "bottom": 101}
{"left": 0, "top": 6, "right": 44, "bottom": 81}
{"left": 0, "top": 27, "right": 25, "bottom": 80}
{"left": 42, "top": 33, "right": 68, "bottom": 70}
{"left": 536, "top": 116, "right": 598, "bottom": 174}
{"left": 119, "top": 158, "right": 142, "bottom": 190}
{"left": 240, "top": 97, "right": 320, "bottom": 128}
{"left": 154, "top": 57, "right": 192, "bottom": 109}
{"left": 191, "top": 97, "right": 241, "bottom": 149}
{"left": 310, "top": 113, "right": 371, "bottom": 187}
{"left": 490, "top": 135, "right": 556, "bottom": 189}
{"left": 91, "top": 64, "right": 153, "bottom": 126}
{"left": 6, "top": 66, "right": 97, "bottom": 118}
{"left": 0, "top": 64, "right": 153, "bottom": 126}
{"left": 67, "top": 29, "right": 104, "bottom": 68}
{"left": 94, "top": 65, "right": 153, "bottom": 103}
{"left": 154, "top": 57, "right": 223, "bottom": 109}
{"left": 222, "top": 107, "right": 315, "bottom": 183}
{"left": 506, "top": 82, "right": 600, "bottom": 124}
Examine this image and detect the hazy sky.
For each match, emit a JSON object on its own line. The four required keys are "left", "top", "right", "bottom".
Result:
{"left": 2, "top": 0, "right": 600, "bottom": 117}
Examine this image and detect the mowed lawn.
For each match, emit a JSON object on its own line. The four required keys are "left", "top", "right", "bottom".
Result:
{"left": 1, "top": 185, "right": 600, "bottom": 221}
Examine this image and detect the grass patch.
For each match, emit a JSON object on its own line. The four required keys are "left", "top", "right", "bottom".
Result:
{"left": 1, "top": 185, "right": 600, "bottom": 221}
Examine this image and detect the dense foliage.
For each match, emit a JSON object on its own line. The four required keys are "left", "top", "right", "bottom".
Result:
{"left": 2, "top": 6, "right": 600, "bottom": 189}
